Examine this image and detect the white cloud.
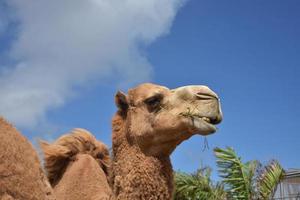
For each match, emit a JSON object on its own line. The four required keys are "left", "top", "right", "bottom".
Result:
{"left": 0, "top": 0, "right": 185, "bottom": 128}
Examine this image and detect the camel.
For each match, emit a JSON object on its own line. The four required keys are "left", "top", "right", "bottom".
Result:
{"left": 0, "top": 83, "right": 222, "bottom": 200}
{"left": 0, "top": 119, "right": 111, "bottom": 200}
{"left": 109, "top": 83, "right": 222, "bottom": 199}
{"left": 40, "top": 128, "right": 112, "bottom": 200}
{"left": 0, "top": 117, "right": 54, "bottom": 200}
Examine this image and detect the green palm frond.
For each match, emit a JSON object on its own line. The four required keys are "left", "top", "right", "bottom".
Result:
{"left": 176, "top": 147, "right": 284, "bottom": 200}
{"left": 214, "top": 147, "right": 257, "bottom": 200}
{"left": 257, "top": 161, "right": 284, "bottom": 199}
{"left": 245, "top": 160, "right": 259, "bottom": 197}
{"left": 174, "top": 167, "right": 226, "bottom": 200}
{"left": 212, "top": 182, "right": 227, "bottom": 200}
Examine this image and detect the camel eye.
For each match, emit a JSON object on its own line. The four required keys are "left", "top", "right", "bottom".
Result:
{"left": 97, "top": 153, "right": 104, "bottom": 159}
{"left": 144, "top": 94, "right": 163, "bottom": 110}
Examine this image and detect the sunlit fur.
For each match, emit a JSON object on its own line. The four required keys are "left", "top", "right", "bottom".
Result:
{"left": 40, "top": 128, "right": 110, "bottom": 186}
{"left": 0, "top": 117, "right": 54, "bottom": 199}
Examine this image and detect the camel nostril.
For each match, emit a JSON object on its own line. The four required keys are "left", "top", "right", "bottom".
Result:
{"left": 196, "top": 93, "right": 218, "bottom": 100}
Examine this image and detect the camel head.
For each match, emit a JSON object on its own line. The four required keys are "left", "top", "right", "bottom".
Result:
{"left": 114, "top": 83, "right": 222, "bottom": 156}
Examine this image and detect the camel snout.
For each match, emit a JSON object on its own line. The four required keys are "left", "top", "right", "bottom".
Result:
{"left": 181, "top": 85, "right": 223, "bottom": 124}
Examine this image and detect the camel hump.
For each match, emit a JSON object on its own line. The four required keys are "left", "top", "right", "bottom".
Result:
{"left": 53, "top": 154, "right": 112, "bottom": 200}
{"left": 40, "top": 128, "right": 111, "bottom": 186}
{"left": 0, "top": 117, "right": 54, "bottom": 199}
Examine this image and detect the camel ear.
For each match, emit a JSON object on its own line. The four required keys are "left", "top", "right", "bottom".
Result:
{"left": 115, "top": 91, "right": 129, "bottom": 112}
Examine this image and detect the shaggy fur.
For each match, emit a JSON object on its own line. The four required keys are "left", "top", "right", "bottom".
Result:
{"left": 53, "top": 154, "right": 112, "bottom": 200}
{"left": 40, "top": 128, "right": 110, "bottom": 186}
{"left": 0, "top": 117, "right": 54, "bottom": 200}
{"left": 111, "top": 115, "right": 174, "bottom": 199}
{"left": 41, "top": 128, "right": 112, "bottom": 200}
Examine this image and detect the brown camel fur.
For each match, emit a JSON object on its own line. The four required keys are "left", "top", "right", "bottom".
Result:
{"left": 0, "top": 117, "right": 54, "bottom": 200}
{"left": 40, "top": 128, "right": 112, "bottom": 200}
{"left": 110, "top": 83, "right": 222, "bottom": 199}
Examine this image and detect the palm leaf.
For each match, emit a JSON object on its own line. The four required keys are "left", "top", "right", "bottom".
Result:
{"left": 214, "top": 147, "right": 257, "bottom": 200}
{"left": 174, "top": 167, "right": 226, "bottom": 200}
{"left": 257, "top": 160, "right": 284, "bottom": 199}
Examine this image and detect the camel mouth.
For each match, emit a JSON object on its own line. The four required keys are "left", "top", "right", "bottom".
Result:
{"left": 180, "top": 113, "right": 219, "bottom": 135}
{"left": 196, "top": 116, "right": 218, "bottom": 131}
{"left": 180, "top": 112, "right": 220, "bottom": 125}
{"left": 195, "top": 115, "right": 221, "bottom": 125}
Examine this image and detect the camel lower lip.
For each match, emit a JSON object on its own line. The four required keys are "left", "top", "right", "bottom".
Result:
{"left": 192, "top": 117, "right": 217, "bottom": 134}
{"left": 202, "top": 120, "right": 217, "bottom": 131}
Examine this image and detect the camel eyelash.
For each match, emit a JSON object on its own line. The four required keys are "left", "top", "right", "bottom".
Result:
{"left": 144, "top": 94, "right": 163, "bottom": 106}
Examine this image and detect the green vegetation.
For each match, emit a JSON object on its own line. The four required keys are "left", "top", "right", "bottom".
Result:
{"left": 214, "top": 147, "right": 258, "bottom": 199}
{"left": 257, "top": 161, "right": 284, "bottom": 199}
{"left": 174, "top": 147, "right": 284, "bottom": 200}
{"left": 174, "top": 167, "right": 226, "bottom": 200}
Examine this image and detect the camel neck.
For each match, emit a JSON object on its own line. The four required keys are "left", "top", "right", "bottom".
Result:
{"left": 111, "top": 115, "right": 174, "bottom": 199}
{"left": 111, "top": 144, "right": 174, "bottom": 200}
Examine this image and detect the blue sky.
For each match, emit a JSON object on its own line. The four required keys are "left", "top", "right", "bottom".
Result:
{"left": 1, "top": 0, "right": 299, "bottom": 178}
